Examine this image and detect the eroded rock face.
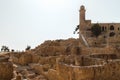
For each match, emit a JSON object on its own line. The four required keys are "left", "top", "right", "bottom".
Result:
{"left": 0, "top": 56, "right": 13, "bottom": 80}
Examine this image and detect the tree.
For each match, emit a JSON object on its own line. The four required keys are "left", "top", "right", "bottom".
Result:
{"left": 73, "top": 25, "right": 79, "bottom": 34}
{"left": 11, "top": 49, "right": 15, "bottom": 52}
{"left": 91, "top": 24, "right": 101, "bottom": 37}
{"left": 1, "top": 46, "right": 9, "bottom": 52}
{"left": 25, "top": 45, "right": 31, "bottom": 51}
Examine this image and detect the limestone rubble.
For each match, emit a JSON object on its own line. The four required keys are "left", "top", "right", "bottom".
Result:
{"left": 0, "top": 38, "right": 120, "bottom": 80}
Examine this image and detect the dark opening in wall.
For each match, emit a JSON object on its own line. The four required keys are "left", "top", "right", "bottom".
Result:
{"left": 110, "top": 25, "right": 114, "bottom": 30}
{"left": 109, "top": 32, "right": 115, "bottom": 37}
{"left": 103, "top": 35, "right": 106, "bottom": 38}
{"left": 102, "top": 26, "right": 104, "bottom": 31}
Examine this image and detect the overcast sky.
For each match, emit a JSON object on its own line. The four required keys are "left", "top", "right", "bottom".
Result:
{"left": 0, "top": 0, "right": 120, "bottom": 50}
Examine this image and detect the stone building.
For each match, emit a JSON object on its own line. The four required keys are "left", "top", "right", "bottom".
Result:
{"left": 79, "top": 5, "right": 120, "bottom": 47}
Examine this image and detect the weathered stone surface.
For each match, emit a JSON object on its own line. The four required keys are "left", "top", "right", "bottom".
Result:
{"left": 11, "top": 52, "right": 32, "bottom": 65}
{"left": 0, "top": 62, "right": 13, "bottom": 80}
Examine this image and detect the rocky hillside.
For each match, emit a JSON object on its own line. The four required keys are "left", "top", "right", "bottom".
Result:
{"left": 31, "top": 38, "right": 80, "bottom": 56}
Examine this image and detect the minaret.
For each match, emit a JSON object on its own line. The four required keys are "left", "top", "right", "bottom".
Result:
{"left": 79, "top": 5, "right": 87, "bottom": 47}
{"left": 79, "top": 5, "right": 86, "bottom": 34}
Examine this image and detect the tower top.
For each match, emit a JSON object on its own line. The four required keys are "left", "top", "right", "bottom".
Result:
{"left": 80, "top": 5, "right": 85, "bottom": 10}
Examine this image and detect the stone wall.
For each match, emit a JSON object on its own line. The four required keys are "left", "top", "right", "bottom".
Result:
{"left": 11, "top": 52, "right": 59, "bottom": 69}
{"left": 10, "top": 52, "right": 120, "bottom": 80}
{"left": 55, "top": 60, "right": 120, "bottom": 80}
{"left": 11, "top": 52, "right": 32, "bottom": 65}
{"left": 90, "top": 53, "right": 118, "bottom": 60}
{"left": 81, "top": 47, "right": 116, "bottom": 55}
{"left": 87, "top": 37, "right": 120, "bottom": 47}
{"left": 38, "top": 56, "right": 58, "bottom": 70}
{"left": 108, "top": 37, "right": 120, "bottom": 43}
{"left": 58, "top": 55, "right": 104, "bottom": 66}
{"left": 81, "top": 56, "right": 105, "bottom": 66}
{"left": 47, "top": 69, "right": 59, "bottom": 80}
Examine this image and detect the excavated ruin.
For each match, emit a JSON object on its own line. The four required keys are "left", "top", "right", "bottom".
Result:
{"left": 0, "top": 38, "right": 120, "bottom": 80}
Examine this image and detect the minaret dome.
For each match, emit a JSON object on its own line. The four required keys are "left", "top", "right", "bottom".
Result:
{"left": 80, "top": 5, "right": 85, "bottom": 10}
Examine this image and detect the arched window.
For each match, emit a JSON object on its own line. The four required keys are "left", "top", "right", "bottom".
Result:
{"left": 110, "top": 25, "right": 114, "bottom": 30}
{"left": 102, "top": 26, "right": 104, "bottom": 31}
{"left": 109, "top": 32, "right": 115, "bottom": 37}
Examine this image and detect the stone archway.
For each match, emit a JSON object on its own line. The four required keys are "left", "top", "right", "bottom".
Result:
{"left": 110, "top": 25, "right": 114, "bottom": 30}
